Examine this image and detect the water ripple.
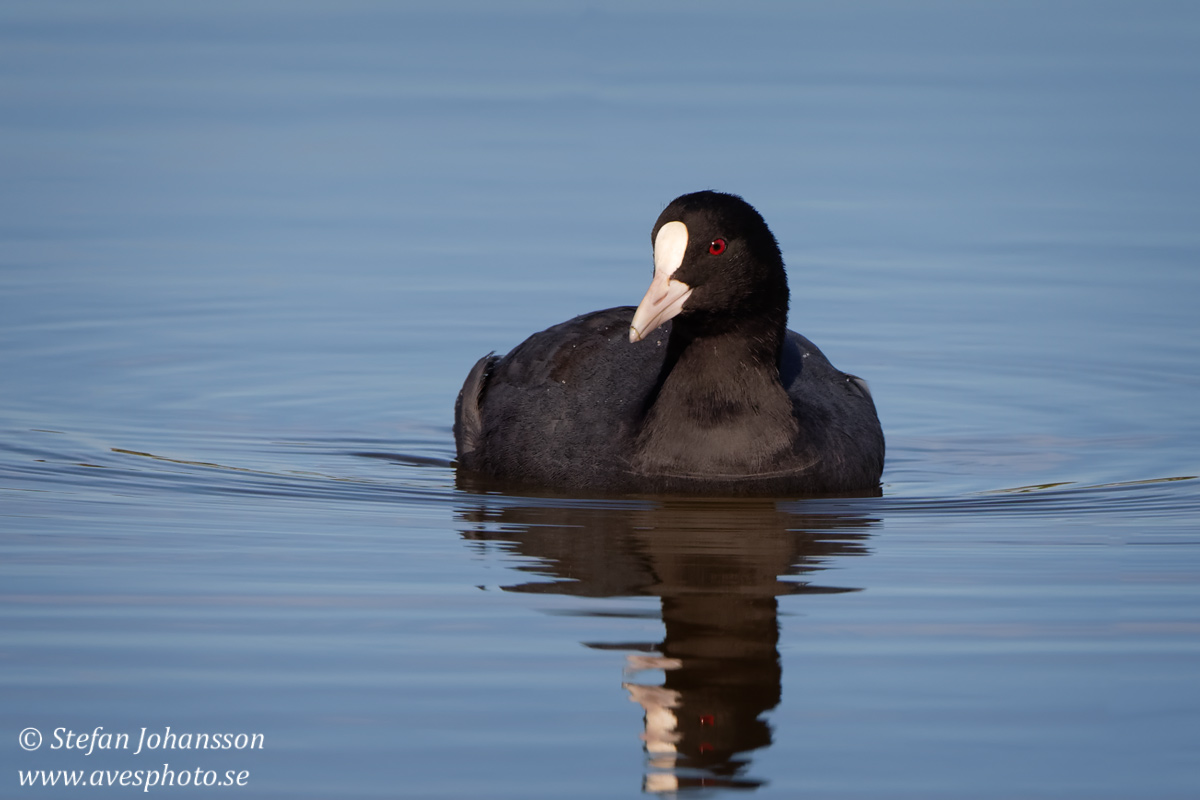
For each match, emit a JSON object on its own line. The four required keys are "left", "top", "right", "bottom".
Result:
{"left": 3, "top": 426, "right": 1196, "bottom": 523}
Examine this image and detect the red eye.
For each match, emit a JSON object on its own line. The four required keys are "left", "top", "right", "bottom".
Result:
{"left": 708, "top": 238, "right": 726, "bottom": 255}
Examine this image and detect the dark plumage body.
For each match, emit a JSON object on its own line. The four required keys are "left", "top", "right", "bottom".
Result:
{"left": 454, "top": 192, "right": 884, "bottom": 496}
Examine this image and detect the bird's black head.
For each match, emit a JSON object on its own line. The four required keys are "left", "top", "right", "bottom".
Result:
{"left": 631, "top": 191, "right": 789, "bottom": 343}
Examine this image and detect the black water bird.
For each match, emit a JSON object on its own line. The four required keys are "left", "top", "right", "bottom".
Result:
{"left": 454, "top": 191, "right": 884, "bottom": 496}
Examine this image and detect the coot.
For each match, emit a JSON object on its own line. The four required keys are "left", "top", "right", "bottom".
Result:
{"left": 454, "top": 191, "right": 884, "bottom": 496}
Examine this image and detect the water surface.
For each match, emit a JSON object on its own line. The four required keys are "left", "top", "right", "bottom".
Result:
{"left": 3, "top": 2, "right": 1199, "bottom": 797}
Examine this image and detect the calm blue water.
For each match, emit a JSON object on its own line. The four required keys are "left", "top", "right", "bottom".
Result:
{"left": 3, "top": 2, "right": 1199, "bottom": 797}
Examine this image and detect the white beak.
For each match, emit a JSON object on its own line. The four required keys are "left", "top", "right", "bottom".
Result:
{"left": 630, "top": 221, "right": 692, "bottom": 343}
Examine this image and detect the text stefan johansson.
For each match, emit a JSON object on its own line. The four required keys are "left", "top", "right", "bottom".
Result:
{"left": 49, "top": 727, "right": 264, "bottom": 756}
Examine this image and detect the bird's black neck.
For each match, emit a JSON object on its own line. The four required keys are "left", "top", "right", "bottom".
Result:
{"left": 634, "top": 313, "right": 797, "bottom": 477}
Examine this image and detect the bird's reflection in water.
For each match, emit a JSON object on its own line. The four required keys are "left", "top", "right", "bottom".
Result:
{"left": 457, "top": 495, "right": 877, "bottom": 792}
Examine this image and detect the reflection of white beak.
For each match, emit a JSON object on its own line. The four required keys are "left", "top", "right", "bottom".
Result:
{"left": 630, "top": 221, "right": 692, "bottom": 343}
{"left": 624, "top": 682, "right": 682, "bottom": 754}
